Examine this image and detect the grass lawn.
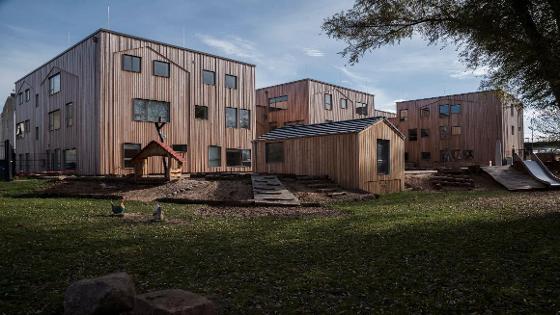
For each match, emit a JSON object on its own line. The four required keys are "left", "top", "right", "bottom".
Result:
{"left": 1, "top": 179, "right": 559, "bottom": 314}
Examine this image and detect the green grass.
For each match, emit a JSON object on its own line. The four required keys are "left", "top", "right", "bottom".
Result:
{"left": 0, "top": 180, "right": 559, "bottom": 314}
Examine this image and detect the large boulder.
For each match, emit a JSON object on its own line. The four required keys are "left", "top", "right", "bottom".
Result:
{"left": 64, "top": 272, "right": 136, "bottom": 315}
{"left": 132, "top": 289, "right": 216, "bottom": 315}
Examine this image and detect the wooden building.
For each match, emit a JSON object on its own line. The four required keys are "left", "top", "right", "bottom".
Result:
{"left": 256, "top": 79, "right": 396, "bottom": 137}
{"left": 255, "top": 117, "right": 405, "bottom": 194}
{"left": 1, "top": 94, "right": 15, "bottom": 144}
{"left": 13, "top": 29, "right": 255, "bottom": 175}
{"left": 395, "top": 90, "right": 524, "bottom": 168}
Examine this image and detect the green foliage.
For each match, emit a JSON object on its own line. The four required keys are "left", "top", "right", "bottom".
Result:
{"left": 322, "top": 0, "right": 560, "bottom": 110}
{"left": 0, "top": 180, "right": 559, "bottom": 313}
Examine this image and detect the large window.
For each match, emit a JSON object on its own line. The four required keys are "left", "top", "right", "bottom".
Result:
{"left": 356, "top": 102, "right": 368, "bottom": 116}
{"left": 242, "top": 149, "right": 251, "bottom": 167}
{"left": 268, "top": 95, "right": 288, "bottom": 111}
{"left": 65, "top": 102, "right": 74, "bottom": 127}
{"left": 377, "top": 139, "right": 390, "bottom": 175}
{"left": 450, "top": 104, "right": 461, "bottom": 114}
{"left": 340, "top": 98, "right": 348, "bottom": 109}
{"left": 122, "top": 55, "right": 141, "bottom": 72}
{"left": 208, "top": 146, "right": 221, "bottom": 167}
{"left": 226, "top": 107, "right": 237, "bottom": 128}
{"left": 203, "top": 70, "right": 215, "bottom": 85}
{"left": 439, "top": 104, "right": 449, "bottom": 118}
{"left": 49, "top": 110, "right": 61, "bottom": 131}
{"left": 226, "top": 149, "right": 242, "bottom": 166}
{"left": 266, "top": 142, "right": 283, "bottom": 163}
{"left": 195, "top": 105, "right": 208, "bottom": 120}
{"left": 225, "top": 74, "right": 237, "bottom": 89}
{"left": 49, "top": 73, "right": 61, "bottom": 95}
{"left": 133, "top": 99, "right": 170, "bottom": 122}
{"left": 408, "top": 129, "right": 418, "bottom": 141}
{"left": 123, "top": 143, "right": 141, "bottom": 168}
{"left": 399, "top": 109, "right": 408, "bottom": 121}
{"left": 25, "top": 89, "right": 30, "bottom": 102}
{"left": 239, "top": 109, "right": 250, "bottom": 129}
{"left": 63, "top": 148, "right": 77, "bottom": 170}
{"left": 153, "top": 61, "right": 170, "bottom": 77}
{"left": 324, "top": 93, "right": 333, "bottom": 110}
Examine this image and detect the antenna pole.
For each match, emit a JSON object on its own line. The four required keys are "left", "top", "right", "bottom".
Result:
{"left": 107, "top": 2, "right": 111, "bottom": 29}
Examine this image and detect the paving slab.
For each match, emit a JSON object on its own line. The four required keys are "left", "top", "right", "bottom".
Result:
{"left": 251, "top": 175, "right": 300, "bottom": 206}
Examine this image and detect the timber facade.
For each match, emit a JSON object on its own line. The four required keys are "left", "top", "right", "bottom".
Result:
{"left": 256, "top": 79, "right": 396, "bottom": 137}
{"left": 13, "top": 29, "right": 256, "bottom": 175}
{"left": 395, "top": 90, "right": 524, "bottom": 168}
{"left": 255, "top": 117, "right": 405, "bottom": 194}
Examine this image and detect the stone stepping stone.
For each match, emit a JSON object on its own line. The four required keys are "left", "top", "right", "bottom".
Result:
{"left": 255, "top": 190, "right": 282, "bottom": 195}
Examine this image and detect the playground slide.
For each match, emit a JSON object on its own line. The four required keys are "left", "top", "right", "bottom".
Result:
{"left": 518, "top": 153, "right": 560, "bottom": 188}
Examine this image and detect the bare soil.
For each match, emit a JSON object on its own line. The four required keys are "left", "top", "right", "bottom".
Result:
{"left": 405, "top": 171, "right": 503, "bottom": 192}
{"left": 279, "top": 176, "right": 375, "bottom": 203}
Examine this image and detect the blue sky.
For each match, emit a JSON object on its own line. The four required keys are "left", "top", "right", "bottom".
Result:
{"left": 0, "top": 0, "right": 490, "bottom": 114}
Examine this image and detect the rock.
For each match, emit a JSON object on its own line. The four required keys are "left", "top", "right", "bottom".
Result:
{"left": 64, "top": 272, "right": 136, "bottom": 315}
{"left": 132, "top": 289, "right": 216, "bottom": 315}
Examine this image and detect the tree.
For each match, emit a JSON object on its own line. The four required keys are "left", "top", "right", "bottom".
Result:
{"left": 322, "top": 0, "right": 560, "bottom": 110}
{"left": 532, "top": 108, "right": 560, "bottom": 141}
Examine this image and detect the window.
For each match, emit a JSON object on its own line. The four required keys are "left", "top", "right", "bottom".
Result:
{"left": 35, "top": 126, "right": 39, "bottom": 140}
{"left": 172, "top": 144, "right": 188, "bottom": 152}
{"left": 324, "top": 93, "right": 332, "bottom": 110}
{"left": 420, "top": 106, "right": 430, "bottom": 118}
{"left": 242, "top": 149, "right": 251, "bottom": 167}
{"left": 439, "top": 104, "right": 449, "bottom": 118}
{"left": 49, "top": 110, "right": 61, "bottom": 131}
{"left": 208, "top": 146, "right": 221, "bottom": 167}
{"left": 511, "top": 106, "right": 514, "bottom": 116}
{"left": 452, "top": 149, "right": 463, "bottom": 160}
{"left": 35, "top": 93, "right": 39, "bottom": 108}
{"left": 356, "top": 102, "right": 368, "bottom": 116}
{"left": 24, "top": 120, "right": 30, "bottom": 134}
{"left": 53, "top": 149, "right": 61, "bottom": 170}
{"left": 452, "top": 126, "right": 462, "bottom": 135}
{"left": 340, "top": 98, "right": 347, "bottom": 109}
{"left": 377, "top": 139, "right": 390, "bottom": 175}
{"left": 421, "top": 152, "right": 431, "bottom": 160}
{"left": 439, "top": 126, "right": 449, "bottom": 139}
{"left": 133, "top": 99, "right": 170, "bottom": 122}
{"left": 440, "top": 150, "right": 452, "bottom": 162}
{"left": 268, "top": 95, "right": 288, "bottom": 111}
{"left": 16, "top": 122, "right": 25, "bottom": 138}
{"left": 511, "top": 125, "right": 515, "bottom": 135}
{"left": 25, "top": 153, "right": 30, "bottom": 172}
{"left": 518, "top": 126, "right": 522, "bottom": 132}
{"left": 226, "top": 149, "right": 242, "bottom": 166}
{"left": 203, "top": 70, "right": 215, "bottom": 85}
{"left": 405, "top": 152, "right": 409, "bottom": 162}
{"left": 122, "top": 55, "right": 141, "bottom": 72}
{"left": 18, "top": 92, "right": 23, "bottom": 105}
{"left": 400, "top": 109, "right": 408, "bottom": 121}
{"left": 463, "top": 150, "right": 474, "bottom": 160}
{"left": 266, "top": 142, "right": 284, "bottom": 163}
{"left": 226, "top": 107, "right": 237, "bottom": 128}
{"left": 450, "top": 104, "right": 461, "bottom": 114}
{"left": 153, "top": 61, "right": 170, "bottom": 77}
{"left": 195, "top": 105, "right": 208, "bottom": 120}
{"left": 63, "top": 149, "right": 77, "bottom": 170}
{"left": 225, "top": 74, "right": 237, "bottom": 89}
{"left": 123, "top": 143, "right": 141, "bottom": 168}
{"left": 25, "top": 89, "right": 30, "bottom": 102}
{"left": 65, "top": 102, "right": 74, "bottom": 127}
{"left": 408, "top": 129, "right": 418, "bottom": 141}
{"left": 239, "top": 109, "right": 250, "bottom": 129}
{"left": 421, "top": 128, "right": 429, "bottom": 138}
{"left": 49, "top": 73, "right": 61, "bottom": 94}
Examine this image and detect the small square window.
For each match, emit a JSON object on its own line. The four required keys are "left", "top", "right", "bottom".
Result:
{"left": 421, "top": 152, "right": 431, "bottom": 160}
{"left": 225, "top": 74, "right": 237, "bottom": 89}
{"left": 153, "top": 61, "right": 170, "bottom": 77}
{"left": 195, "top": 105, "right": 208, "bottom": 120}
{"left": 408, "top": 129, "right": 418, "bottom": 141}
{"left": 226, "top": 149, "right": 242, "bottom": 167}
{"left": 400, "top": 109, "right": 408, "bottom": 121}
{"left": 439, "top": 126, "right": 449, "bottom": 139}
{"left": 450, "top": 104, "right": 461, "bottom": 114}
{"left": 439, "top": 104, "right": 449, "bottom": 118}
{"left": 122, "top": 55, "right": 141, "bottom": 72}
{"left": 226, "top": 107, "right": 237, "bottom": 128}
{"left": 356, "top": 102, "right": 368, "bottom": 116}
{"left": 421, "top": 128, "right": 429, "bottom": 138}
{"left": 452, "top": 126, "right": 462, "bottom": 135}
{"left": 340, "top": 98, "right": 347, "bottom": 109}
{"left": 203, "top": 70, "right": 215, "bottom": 85}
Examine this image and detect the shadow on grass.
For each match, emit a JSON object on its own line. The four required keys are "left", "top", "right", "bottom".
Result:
{"left": 1, "top": 199, "right": 559, "bottom": 314}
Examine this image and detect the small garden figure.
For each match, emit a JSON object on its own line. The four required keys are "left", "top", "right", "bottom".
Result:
{"left": 153, "top": 203, "right": 164, "bottom": 222}
{"left": 111, "top": 199, "right": 126, "bottom": 216}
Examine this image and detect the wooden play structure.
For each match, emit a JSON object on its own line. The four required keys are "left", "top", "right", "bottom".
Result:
{"left": 129, "top": 140, "right": 185, "bottom": 180}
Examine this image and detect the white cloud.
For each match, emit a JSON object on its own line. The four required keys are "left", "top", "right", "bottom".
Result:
{"left": 196, "top": 34, "right": 261, "bottom": 61}
{"left": 303, "top": 48, "right": 325, "bottom": 57}
{"left": 449, "top": 64, "right": 490, "bottom": 79}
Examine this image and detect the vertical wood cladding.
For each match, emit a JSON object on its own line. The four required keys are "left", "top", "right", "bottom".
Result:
{"left": 14, "top": 29, "right": 256, "bottom": 175}
{"left": 256, "top": 79, "right": 391, "bottom": 136}
{"left": 255, "top": 120, "right": 405, "bottom": 194}
{"left": 395, "top": 90, "right": 524, "bottom": 168}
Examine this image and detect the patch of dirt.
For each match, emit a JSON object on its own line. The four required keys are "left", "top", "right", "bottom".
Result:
{"left": 404, "top": 171, "right": 503, "bottom": 192}
{"left": 41, "top": 177, "right": 253, "bottom": 202}
{"left": 279, "top": 177, "right": 374, "bottom": 204}
{"left": 193, "top": 205, "right": 343, "bottom": 218}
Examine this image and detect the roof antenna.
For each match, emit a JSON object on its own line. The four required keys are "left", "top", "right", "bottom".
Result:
{"left": 182, "top": 26, "right": 186, "bottom": 47}
{"left": 107, "top": 0, "right": 111, "bottom": 29}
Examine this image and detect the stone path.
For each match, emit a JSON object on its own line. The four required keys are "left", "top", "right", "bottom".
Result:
{"left": 251, "top": 174, "right": 301, "bottom": 206}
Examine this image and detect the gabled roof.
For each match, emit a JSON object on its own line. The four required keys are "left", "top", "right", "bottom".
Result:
{"left": 257, "top": 117, "right": 404, "bottom": 141}
{"left": 130, "top": 140, "right": 185, "bottom": 164}
{"left": 256, "top": 78, "right": 375, "bottom": 97}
